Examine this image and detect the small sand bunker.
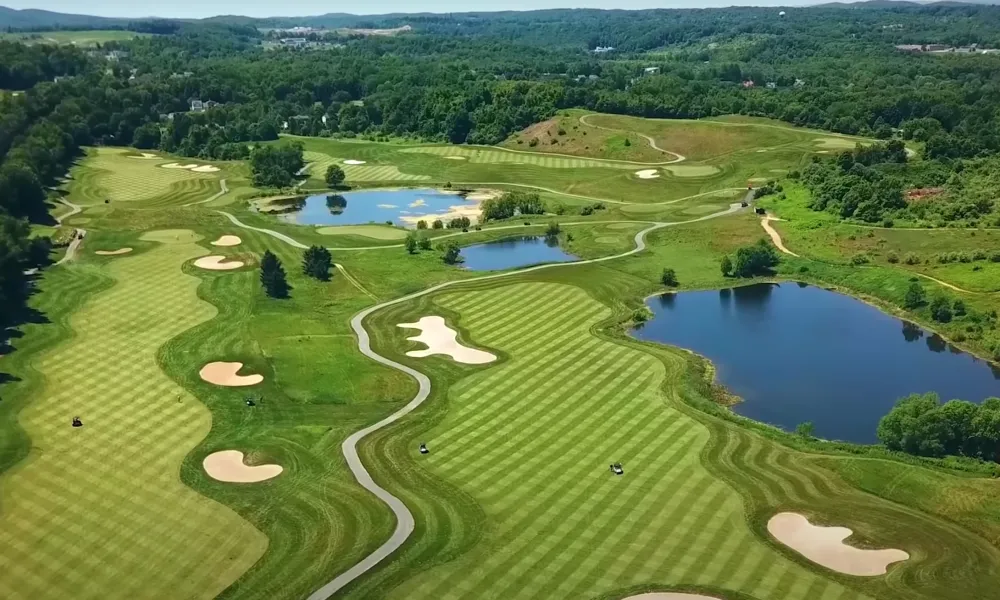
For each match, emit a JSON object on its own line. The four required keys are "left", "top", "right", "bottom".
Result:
{"left": 622, "top": 594, "right": 722, "bottom": 600}
{"left": 767, "top": 513, "right": 909, "bottom": 576}
{"left": 635, "top": 169, "right": 661, "bottom": 179}
{"left": 203, "top": 450, "right": 282, "bottom": 483}
{"left": 191, "top": 165, "right": 221, "bottom": 173}
{"left": 443, "top": 156, "right": 467, "bottom": 160}
{"left": 161, "top": 163, "right": 200, "bottom": 169}
{"left": 343, "top": 159, "right": 366, "bottom": 165}
{"left": 398, "top": 316, "right": 497, "bottom": 365}
{"left": 128, "top": 152, "right": 159, "bottom": 159}
{"left": 194, "top": 255, "right": 245, "bottom": 270}
{"left": 199, "top": 361, "right": 264, "bottom": 387}
{"left": 211, "top": 235, "right": 242, "bottom": 247}
{"left": 95, "top": 247, "right": 133, "bottom": 256}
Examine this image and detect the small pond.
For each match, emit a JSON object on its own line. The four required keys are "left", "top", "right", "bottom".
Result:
{"left": 274, "top": 188, "right": 476, "bottom": 227}
{"left": 460, "top": 236, "right": 579, "bottom": 271}
{"left": 632, "top": 282, "right": 1000, "bottom": 443}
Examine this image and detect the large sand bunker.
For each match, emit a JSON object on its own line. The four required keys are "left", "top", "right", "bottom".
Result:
{"left": 128, "top": 152, "right": 159, "bottom": 159}
{"left": 199, "top": 362, "right": 264, "bottom": 387}
{"left": 194, "top": 255, "right": 245, "bottom": 270}
{"left": 635, "top": 169, "right": 661, "bottom": 179}
{"left": 210, "top": 235, "right": 242, "bottom": 247}
{"left": 398, "top": 316, "right": 497, "bottom": 365}
{"left": 443, "top": 156, "right": 467, "bottom": 160}
{"left": 161, "top": 163, "right": 200, "bottom": 169}
{"left": 95, "top": 247, "right": 133, "bottom": 256}
{"left": 343, "top": 159, "right": 366, "bottom": 165}
{"left": 203, "top": 450, "right": 282, "bottom": 483}
{"left": 160, "top": 162, "right": 220, "bottom": 172}
{"left": 191, "top": 165, "right": 221, "bottom": 173}
{"left": 767, "top": 512, "right": 909, "bottom": 576}
{"left": 623, "top": 594, "right": 722, "bottom": 600}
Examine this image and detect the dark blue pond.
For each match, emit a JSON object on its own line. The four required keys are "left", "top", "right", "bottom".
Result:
{"left": 278, "top": 188, "right": 474, "bottom": 226}
{"left": 632, "top": 282, "right": 1000, "bottom": 443}
{"left": 460, "top": 236, "right": 579, "bottom": 271}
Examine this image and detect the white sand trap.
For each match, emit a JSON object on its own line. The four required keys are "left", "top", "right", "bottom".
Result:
{"left": 203, "top": 450, "right": 282, "bottom": 483}
{"left": 211, "top": 235, "right": 242, "bottom": 247}
{"left": 409, "top": 199, "right": 427, "bottom": 208}
{"left": 128, "top": 152, "right": 159, "bottom": 159}
{"left": 343, "top": 159, "right": 366, "bottom": 165}
{"left": 443, "top": 156, "right": 467, "bottom": 160}
{"left": 398, "top": 316, "right": 497, "bottom": 365}
{"left": 199, "top": 361, "right": 264, "bottom": 387}
{"left": 194, "top": 255, "right": 245, "bottom": 270}
{"left": 767, "top": 513, "right": 909, "bottom": 576}
{"left": 377, "top": 203, "right": 398, "bottom": 209}
{"left": 191, "top": 165, "right": 220, "bottom": 173}
{"left": 160, "top": 162, "right": 200, "bottom": 169}
{"left": 95, "top": 247, "right": 133, "bottom": 256}
{"left": 635, "top": 169, "right": 661, "bottom": 179}
{"left": 623, "top": 594, "right": 722, "bottom": 600}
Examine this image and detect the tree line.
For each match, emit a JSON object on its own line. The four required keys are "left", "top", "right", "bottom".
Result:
{"left": 878, "top": 392, "right": 1000, "bottom": 464}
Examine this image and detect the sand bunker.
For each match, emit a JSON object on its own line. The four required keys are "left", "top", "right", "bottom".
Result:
{"left": 635, "top": 169, "right": 661, "bottom": 179}
{"left": 767, "top": 512, "right": 909, "bottom": 576}
{"left": 193, "top": 255, "right": 245, "bottom": 270}
{"left": 191, "top": 165, "right": 221, "bottom": 173}
{"left": 161, "top": 163, "right": 200, "bottom": 169}
{"left": 623, "top": 594, "right": 722, "bottom": 600}
{"left": 343, "top": 159, "right": 366, "bottom": 165}
{"left": 443, "top": 156, "right": 467, "bottom": 160}
{"left": 95, "top": 247, "right": 133, "bottom": 256}
{"left": 210, "top": 235, "right": 242, "bottom": 247}
{"left": 398, "top": 316, "right": 497, "bottom": 365}
{"left": 199, "top": 362, "right": 264, "bottom": 387}
{"left": 160, "top": 163, "right": 219, "bottom": 172}
{"left": 128, "top": 152, "right": 159, "bottom": 159}
{"left": 203, "top": 450, "right": 282, "bottom": 483}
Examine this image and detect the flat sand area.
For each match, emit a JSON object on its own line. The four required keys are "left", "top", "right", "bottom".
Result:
{"left": 203, "top": 450, "right": 283, "bottom": 483}
{"left": 95, "top": 248, "right": 133, "bottom": 256}
{"left": 199, "top": 361, "right": 264, "bottom": 387}
{"left": 211, "top": 235, "right": 242, "bottom": 247}
{"left": 194, "top": 255, "right": 245, "bottom": 270}
{"left": 398, "top": 316, "right": 497, "bottom": 364}
{"left": 767, "top": 512, "right": 909, "bottom": 576}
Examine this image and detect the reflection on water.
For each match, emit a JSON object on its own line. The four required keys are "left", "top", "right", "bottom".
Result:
{"left": 632, "top": 282, "right": 1000, "bottom": 443}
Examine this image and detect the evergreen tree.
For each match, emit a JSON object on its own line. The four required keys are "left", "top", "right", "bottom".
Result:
{"left": 302, "top": 245, "right": 333, "bottom": 281}
{"left": 260, "top": 250, "right": 289, "bottom": 298}
{"left": 720, "top": 255, "right": 733, "bottom": 277}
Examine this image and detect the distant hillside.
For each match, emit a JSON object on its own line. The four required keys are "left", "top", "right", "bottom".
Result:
{"left": 0, "top": 6, "right": 131, "bottom": 29}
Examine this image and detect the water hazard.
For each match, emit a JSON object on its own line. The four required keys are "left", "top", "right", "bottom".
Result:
{"left": 632, "top": 282, "right": 1000, "bottom": 443}
{"left": 274, "top": 188, "right": 475, "bottom": 227}
{"left": 460, "top": 236, "right": 578, "bottom": 271}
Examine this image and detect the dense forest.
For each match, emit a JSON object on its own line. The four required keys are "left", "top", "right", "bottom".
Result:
{"left": 5, "top": 4, "right": 1000, "bottom": 325}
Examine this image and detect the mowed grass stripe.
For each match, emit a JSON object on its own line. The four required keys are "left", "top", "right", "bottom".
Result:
{"left": 385, "top": 282, "right": 867, "bottom": 600}
{"left": 0, "top": 231, "right": 265, "bottom": 600}
{"left": 402, "top": 145, "right": 639, "bottom": 170}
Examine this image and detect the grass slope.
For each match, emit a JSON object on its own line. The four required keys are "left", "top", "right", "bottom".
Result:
{"left": 0, "top": 30, "right": 147, "bottom": 45}
{"left": 0, "top": 230, "right": 265, "bottom": 600}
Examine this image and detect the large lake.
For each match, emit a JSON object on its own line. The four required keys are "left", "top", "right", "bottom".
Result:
{"left": 277, "top": 188, "right": 474, "bottom": 226}
{"left": 460, "top": 236, "right": 579, "bottom": 271}
{"left": 632, "top": 282, "right": 1000, "bottom": 443}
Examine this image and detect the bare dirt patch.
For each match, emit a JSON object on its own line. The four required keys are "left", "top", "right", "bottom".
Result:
{"left": 199, "top": 361, "right": 264, "bottom": 387}
{"left": 95, "top": 247, "right": 133, "bottom": 256}
{"left": 210, "top": 235, "right": 242, "bottom": 247}
{"left": 398, "top": 316, "right": 496, "bottom": 364}
{"left": 767, "top": 512, "right": 909, "bottom": 576}
{"left": 193, "top": 255, "right": 245, "bottom": 270}
{"left": 203, "top": 450, "right": 282, "bottom": 483}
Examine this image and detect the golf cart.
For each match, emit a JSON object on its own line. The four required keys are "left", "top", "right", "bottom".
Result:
{"left": 609, "top": 463, "right": 624, "bottom": 476}
{"left": 72, "top": 416, "right": 83, "bottom": 428}
{"left": 419, "top": 443, "right": 429, "bottom": 455}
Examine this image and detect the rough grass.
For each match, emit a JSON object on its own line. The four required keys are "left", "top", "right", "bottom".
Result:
{"left": 0, "top": 230, "right": 266, "bottom": 600}
{"left": 0, "top": 30, "right": 147, "bottom": 45}
{"left": 316, "top": 225, "right": 408, "bottom": 239}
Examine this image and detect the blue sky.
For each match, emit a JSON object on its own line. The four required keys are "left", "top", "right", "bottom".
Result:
{"left": 9, "top": 1, "right": 821, "bottom": 19}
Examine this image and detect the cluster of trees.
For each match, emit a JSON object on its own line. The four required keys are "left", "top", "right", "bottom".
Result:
{"left": 799, "top": 142, "right": 908, "bottom": 224}
{"left": 720, "top": 240, "right": 779, "bottom": 278}
{"left": 249, "top": 143, "right": 304, "bottom": 188}
{"left": 479, "top": 192, "right": 545, "bottom": 222}
{"left": 0, "top": 41, "right": 87, "bottom": 90}
{"left": 877, "top": 393, "right": 1000, "bottom": 464}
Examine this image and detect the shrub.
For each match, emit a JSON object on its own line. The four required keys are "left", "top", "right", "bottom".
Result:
{"left": 904, "top": 252, "right": 920, "bottom": 265}
{"left": 903, "top": 281, "right": 926, "bottom": 309}
{"left": 850, "top": 253, "right": 870, "bottom": 265}
{"left": 887, "top": 252, "right": 899, "bottom": 264}
{"left": 930, "top": 296, "right": 953, "bottom": 322}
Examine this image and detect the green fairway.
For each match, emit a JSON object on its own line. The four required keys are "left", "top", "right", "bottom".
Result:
{"left": 0, "top": 230, "right": 265, "bottom": 600}
{"left": 316, "top": 225, "right": 408, "bottom": 240}
{"left": 0, "top": 30, "right": 148, "bottom": 45}
{"left": 64, "top": 148, "right": 230, "bottom": 208}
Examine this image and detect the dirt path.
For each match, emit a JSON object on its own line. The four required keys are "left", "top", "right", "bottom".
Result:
{"left": 912, "top": 272, "right": 982, "bottom": 295}
{"left": 578, "top": 114, "right": 686, "bottom": 163}
{"left": 761, "top": 216, "right": 799, "bottom": 257}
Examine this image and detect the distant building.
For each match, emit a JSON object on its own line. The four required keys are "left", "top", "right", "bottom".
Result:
{"left": 190, "top": 100, "right": 204, "bottom": 112}
{"left": 742, "top": 80, "right": 755, "bottom": 89}
{"left": 766, "top": 81, "right": 777, "bottom": 90}
{"left": 204, "top": 100, "right": 220, "bottom": 109}
{"left": 280, "top": 38, "right": 308, "bottom": 48}
{"left": 643, "top": 67, "right": 660, "bottom": 76}
{"left": 592, "top": 46, "right": 615, "bottom": 53}
{"left": 794, "top": 78, "right": 806, "bottom": 88}
{"left": 105, "top": 50, "right": 128, "bottom": 61}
